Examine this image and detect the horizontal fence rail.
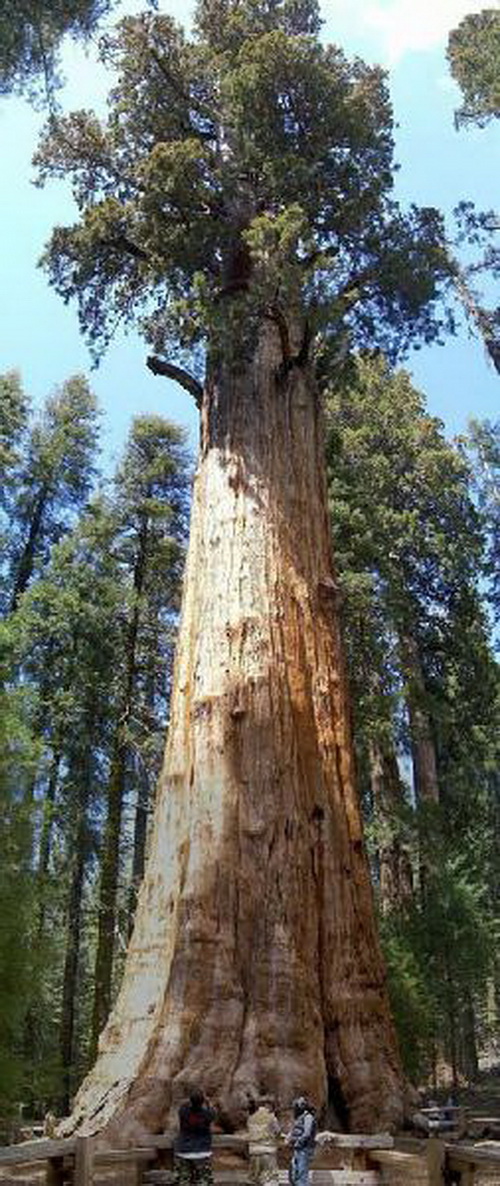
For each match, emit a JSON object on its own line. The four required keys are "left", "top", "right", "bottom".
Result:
{"left": 0, "top": 1130, "right": 499, "bottom": 1186}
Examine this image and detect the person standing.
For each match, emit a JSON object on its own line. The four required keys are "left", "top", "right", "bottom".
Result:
{"left": 174, "top": 1088, "right": 216, "bottom": 1186}
{"left": 247, "top": 1096, "right": 281, "bottom": 1186}
{"left": 287, "top": 1097, "right": 317, "bottom": 1186}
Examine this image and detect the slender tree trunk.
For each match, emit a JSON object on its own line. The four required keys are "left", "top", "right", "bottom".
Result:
{"left": 62, "top": 323, "right": 405, "bottom": 1140}
{"left": 91, "top": 746, "right": 127, "bottom": 1054}
{"left": 60, "top": 831, "right": 87, "bottom": 1112}
{"left": 23, "top": 697, "right": 59, "bottom": 1080}
{"left": 369, "top": 742, "right": 413, "bottom": 913}
{"left": 444, "top": 959, "right": 459, "bottom": 1089}
{"left": 60, "top": 743, "right": 93, "bottom": 1112}
{"left": 127, "top": 640, "right": 160, "bottom": 937}
{"left": 460, "top": 991, "right": 478, "bottom": 1081}
{"left": 91, "top": 518, "right": 149, "bottom": 1051}
{"left": 399, "top": 633, "right": 440, "bottom": 903}
{"left": 453, "top": 264, "right": 500, "bottom": 376}
{"left": 400, "top": 633, "right": 440, "bottom": 805}
{"left": 37, "top": 748, "right": 61, "bottom": 937}
{"left": 11, "top": 485, "right": 49, "bottom": 610}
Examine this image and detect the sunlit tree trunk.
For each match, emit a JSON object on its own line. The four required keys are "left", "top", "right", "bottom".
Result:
{"left": 127, "top": 761, "right": 151, "bottom": 939}
{"left": 62, "top": 324, "right": 405, "bottom": 1140}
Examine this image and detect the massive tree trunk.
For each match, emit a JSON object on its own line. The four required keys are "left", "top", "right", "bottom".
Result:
{"left": 127, "top": 759, "right": 151, "bottom": 939}
{"left": 62, "top": 324, "right": 404, "bottom": 1140}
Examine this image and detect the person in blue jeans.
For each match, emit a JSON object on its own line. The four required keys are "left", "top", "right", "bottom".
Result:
{"left": 287, "top": 1097, "right": 317, "bottom": 1186}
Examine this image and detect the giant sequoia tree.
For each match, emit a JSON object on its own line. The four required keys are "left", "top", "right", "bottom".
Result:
{"left": 37, "top": 0, "right": 453, "bottom": 1137}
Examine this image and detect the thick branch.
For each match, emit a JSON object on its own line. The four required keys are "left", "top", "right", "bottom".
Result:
{"left": 146, "top": 356, "right": 203, "bottom": 407}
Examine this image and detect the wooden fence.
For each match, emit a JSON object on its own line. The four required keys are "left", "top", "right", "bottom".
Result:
{"left": 1, "top": 1131, "right": 500, "bottom": 1186}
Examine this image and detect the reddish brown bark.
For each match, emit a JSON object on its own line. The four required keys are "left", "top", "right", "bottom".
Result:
{"left": 62, "top": 323, "right": 405, "bottom": 1140}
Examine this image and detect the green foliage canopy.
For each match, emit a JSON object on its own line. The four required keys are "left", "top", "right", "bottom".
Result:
{"left": 448, "top": 9, "right": 500, "bottom": 128}
{"left": 0, "top": 0, "right": 115, "bottom": 101}
{"left": 0, "top": 388, "right": 191, "bottom": 1110}
{"left": 0, "top": 623, "right": 38, "bottom": 1112}
{"left": 466, "top": 417, "right": 500, "bottom": 618}
{"left": 35, "top": 0, "right": 453, "bottom": 371}
{"left": 445, "top": 12, "right": 500, "bottom": 375}
{"left": 0, "top": 372, "right": 29, "bottom": 500}
{"left": 7, "top": 374, "right": 99, "bottom": 610}
{"left": 326, "top": 353, "right": 483, "bottom": 679}
{"left": 325, "top": 354, "right": 500, "bottom": 1079}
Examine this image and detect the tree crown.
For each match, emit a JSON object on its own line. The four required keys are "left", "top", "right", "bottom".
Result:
{"left": 448, "top": 9, "right": 500, "bottom": 128}
{"left": 35, "top": 0, "right": 453, "bottom": 374}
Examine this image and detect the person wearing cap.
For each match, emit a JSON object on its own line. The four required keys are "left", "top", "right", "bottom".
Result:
{"left": 174, "top": 1088, "right": 216, "bottom": 1186}
{"left": 286, "top": 1097, "right": 317, "bottom": 1186}
{"left": 247, "top": 1096, "right": 281, "bottom": 1186}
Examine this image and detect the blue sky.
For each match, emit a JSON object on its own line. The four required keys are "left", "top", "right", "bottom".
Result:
{"left": 0, "top": 0, "right": 498, "bottom": 472}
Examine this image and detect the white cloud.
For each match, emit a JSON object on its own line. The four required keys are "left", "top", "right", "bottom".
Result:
{"left": 328, "top": 0, "right": 500, "bottom": 63}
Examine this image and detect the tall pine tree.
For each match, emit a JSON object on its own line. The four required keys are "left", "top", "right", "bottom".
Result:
{"left": 7, "top": 374, "right": 99, "bottom": 612}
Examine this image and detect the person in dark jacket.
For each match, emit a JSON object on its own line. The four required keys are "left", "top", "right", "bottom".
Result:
{"left": 286, "top": 1097, "right": 317, "bottom": 1186}
{"left": 174, "top": 1089, "right": 216, "bottom": 1186}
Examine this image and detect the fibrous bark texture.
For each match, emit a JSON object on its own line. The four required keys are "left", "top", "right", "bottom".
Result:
{"left": 62, "top": 326, "right": 404, "bottom": 1140}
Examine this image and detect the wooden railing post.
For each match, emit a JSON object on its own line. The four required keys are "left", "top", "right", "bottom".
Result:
{"left": 46, "top": 1156, "right": 65, "bottom": 1186}
{"left": 74, "top": 1136, "right": 94, "bottom": 1186}
{"left": 426, "top": 1138, "right": 446, "bottom": 1186}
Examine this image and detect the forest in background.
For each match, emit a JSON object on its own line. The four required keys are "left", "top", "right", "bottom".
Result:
{"left": 0, "top": 0, "right": 500, "bottom": 1128}
{"left": 1, "top": 357, "right": 499, "bottom": 1117}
